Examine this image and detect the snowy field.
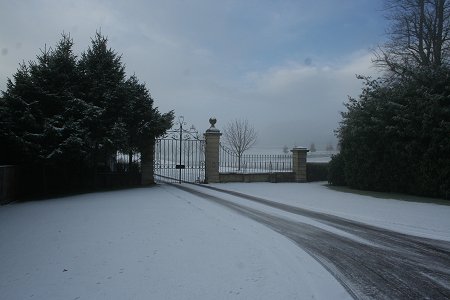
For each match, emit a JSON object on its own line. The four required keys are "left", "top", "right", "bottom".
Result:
{"left": 1, "top": 182, "right": 449, "bottom": 299}
{"left": 307, "top": 151, "right": 337, "bottom": 163}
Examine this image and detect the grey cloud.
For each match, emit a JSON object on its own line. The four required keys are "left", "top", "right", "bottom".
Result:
{"left": 0, "top": 0, "right": 384, "bottom": 152}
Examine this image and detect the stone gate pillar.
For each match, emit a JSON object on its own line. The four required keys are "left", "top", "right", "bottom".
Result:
{"left": 291, "top": 147, "right": 309, "bottom": 182}
{"left": 141, "top": 140, "right": 155, "bottom": 185}
{"left": 204, "top": 118, "right": 221, "bottom": 183}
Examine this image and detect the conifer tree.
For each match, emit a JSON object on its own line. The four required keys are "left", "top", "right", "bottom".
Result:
{"left": 1, "top": 34, "right": 93, "bottom": 165}
{"left": 78, "top": 32, "right": 128, "bottom": 169}
{"left": 121, "top": 75, "right": 173, "bottom": 167}
{"left": 0, "top": 31, "right": 174, "bottom": 195}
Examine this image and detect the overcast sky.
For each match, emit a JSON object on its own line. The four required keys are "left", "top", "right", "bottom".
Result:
{"left": 0, "top": 0, "right": 386, "bottom": 151}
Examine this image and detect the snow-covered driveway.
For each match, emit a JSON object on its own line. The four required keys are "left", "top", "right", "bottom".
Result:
{"left": 1, "top": 182, "right": 449, "bottom": 299}
{"left": 176, "top": 183, "right": 450, "bottom": 299}
{"left": 0, "top": 184, "right": 349, "bottom": 300}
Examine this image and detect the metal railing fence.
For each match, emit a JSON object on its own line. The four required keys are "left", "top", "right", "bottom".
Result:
{"left": 219, "top": 144, "right": 292, "bottom": 173}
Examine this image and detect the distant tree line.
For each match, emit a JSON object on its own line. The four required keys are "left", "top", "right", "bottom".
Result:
{"left": 329, "top": 0, "right": 450, "bottom": 199}
{"left": 0, "top": 32, "right": 173, "bottom": 197}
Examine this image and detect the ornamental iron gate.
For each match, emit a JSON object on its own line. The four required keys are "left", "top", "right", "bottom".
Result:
{"left": 154, "top": 116, "right": 205, "bottom": 183}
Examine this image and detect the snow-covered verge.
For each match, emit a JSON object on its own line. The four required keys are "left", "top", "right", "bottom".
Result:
{"left": 0, "top": 186, "right": 350, "bottom": 300}
{"left": 210, "top": 182, "right": 450, "bottom": 241}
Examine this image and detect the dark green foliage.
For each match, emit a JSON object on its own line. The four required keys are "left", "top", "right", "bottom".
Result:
{"left": 330, "top": 1, "right": 450, "bottom": 198}
{"left": 0, "top": 32, "right": 173, "bottom": 197}
{"left": 306, "top": 162, "right": 329, "bottom": 182}
{"left": 78, "top": 32, "right": 127, "bottom": 165}
{"left": 328, "top": 154, "right": 346, "bottom": 186}
{"left": 121, "top": 75, "right": 173, "bottom": 151}
{"left": 330, "top": 68, "right": 450, "bottom": 199}
{"left": 332, "top": 0, "right": 449, "bottom": 199}
{"left": 0, "top": 35, "right": 92, "bottom": 166}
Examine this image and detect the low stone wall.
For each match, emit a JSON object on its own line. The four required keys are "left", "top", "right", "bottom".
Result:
{"left": 0, "top": 165, "right": 19, "bottom": 205}
{"left": 218, "top": 163, "right": 328, "bottom": 184}
{"left": 219, "top": 172, "right": 295, "bottom": 183}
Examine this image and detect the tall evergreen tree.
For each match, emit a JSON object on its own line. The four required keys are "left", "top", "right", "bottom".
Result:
{"left": 1, "top": 31, "right": 174, "bottom": 196}
{"left": 78, "top": 32, "right": 127, "bottom": 170}
{"left": 0, "top": 63, "right": 36, "bottom": 164}
{"left": 1, "top": 34, "right": 93, "bottom": 165}
{"left": 121, "top": 75, "right": 173, "bottom": 167}
{"left": 27, "top": 34, "right": 95, "bottom": 166}
{"left": 0, "top": 34, "right": 103, "bottom": 193}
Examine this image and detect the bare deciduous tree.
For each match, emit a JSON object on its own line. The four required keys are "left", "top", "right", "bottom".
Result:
{"left": 223, "top": 119, "right": 257, "bottom": 170}
{"left": 374, "top": 0, "right": 450, "bottom": 75}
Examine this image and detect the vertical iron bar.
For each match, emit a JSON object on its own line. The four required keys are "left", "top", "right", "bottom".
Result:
{"left": 179, "top": 123, "right": 182, "bottom": 184}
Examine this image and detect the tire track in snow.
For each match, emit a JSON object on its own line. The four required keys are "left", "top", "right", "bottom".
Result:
{"left": 170, "top": 183, "right": 450, "bottom": 300}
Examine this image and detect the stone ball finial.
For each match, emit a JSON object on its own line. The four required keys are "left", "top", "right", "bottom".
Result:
{"left": 206, "top": 117, "right": 220, "bottom": 133}
{"left": 209, "top": 117, "right": 217, "bottom": 128}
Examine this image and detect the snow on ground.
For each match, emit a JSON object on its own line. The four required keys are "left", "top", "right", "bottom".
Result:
{"left": 209, "top": 182, "right": 450, "bottom": 242}
{"left": 2, "top": 182, "right": 448, "bottom": 299}
{"left": 0, "top": 185, "right": 350, "bottom": 300}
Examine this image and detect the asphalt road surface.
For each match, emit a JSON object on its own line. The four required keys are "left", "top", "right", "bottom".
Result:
{"left": 172, "top": 183, "right": 450, "bottom": 300}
